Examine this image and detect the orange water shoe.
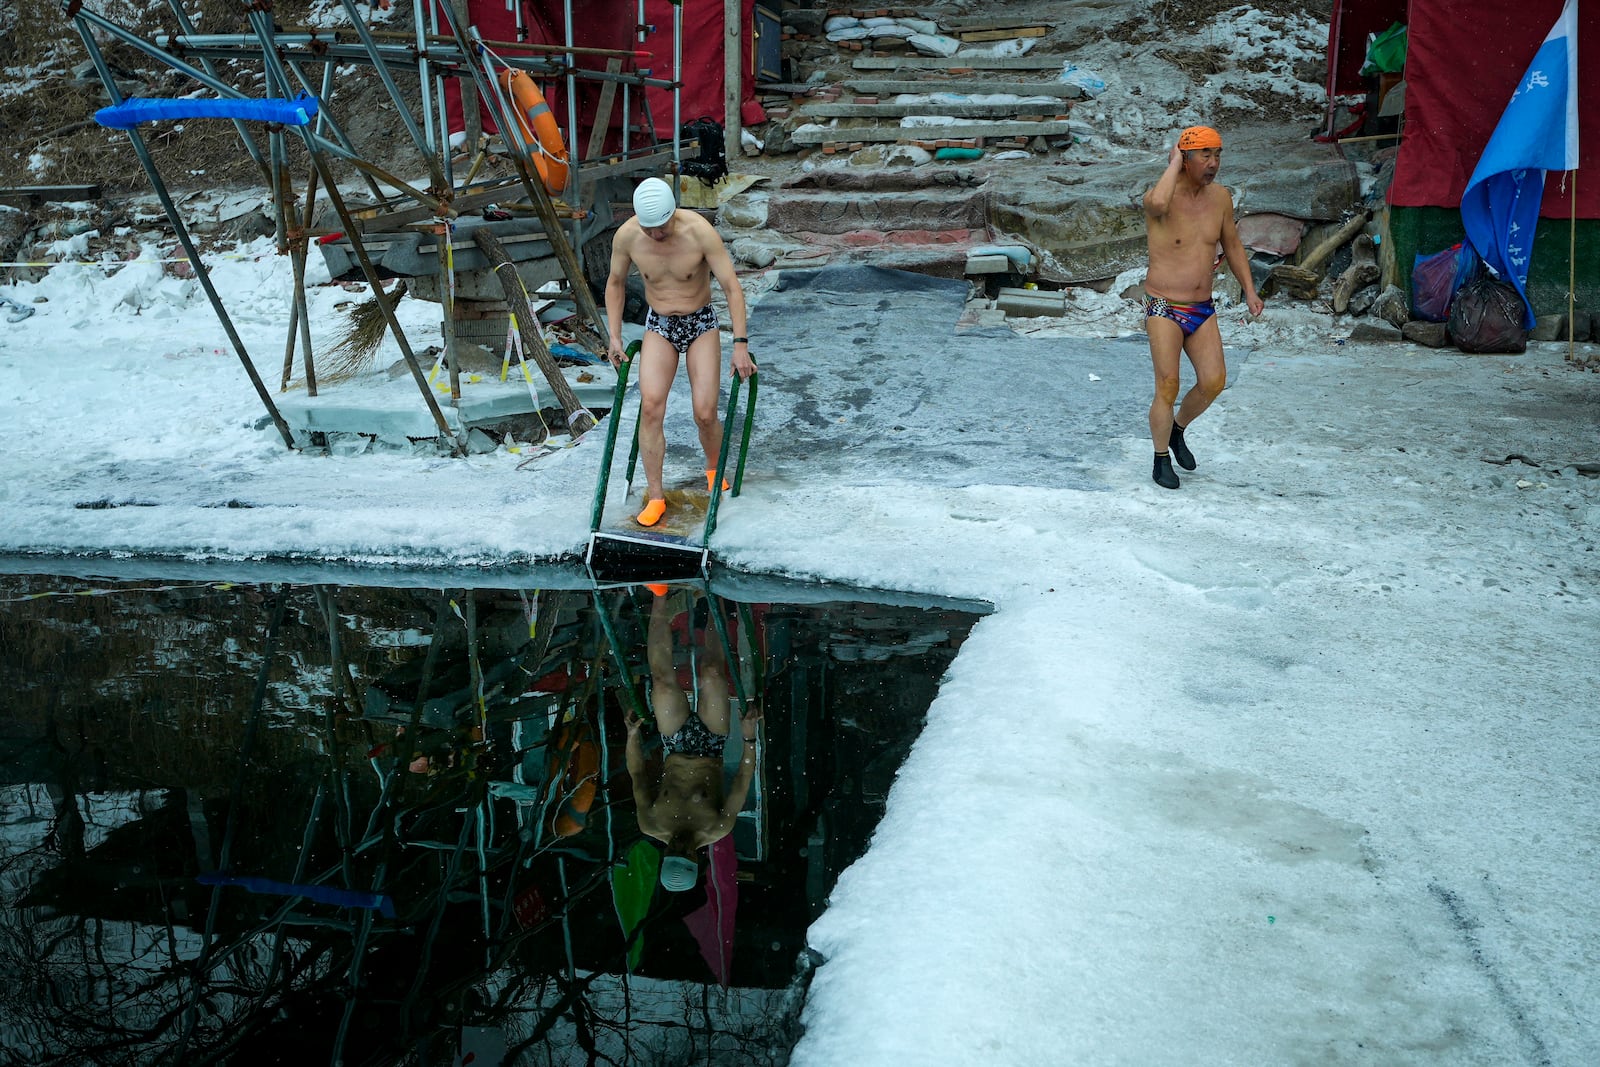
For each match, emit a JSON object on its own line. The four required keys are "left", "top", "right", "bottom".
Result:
{"left": 636, "top": 498, "right": 667, "bottom": 526}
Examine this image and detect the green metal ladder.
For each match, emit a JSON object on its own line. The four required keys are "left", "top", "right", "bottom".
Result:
{"left": 585, "top": 340, "right": 759, "bottom": 582}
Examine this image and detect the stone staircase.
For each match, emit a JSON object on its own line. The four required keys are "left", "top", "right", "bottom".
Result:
{"left": 741, "top": 7, "right": 1088, "bottom": 279}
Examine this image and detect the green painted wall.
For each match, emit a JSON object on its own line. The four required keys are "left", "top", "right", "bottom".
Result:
{"left": 1389, "top": 205, "right": 1600, "bottom": 320}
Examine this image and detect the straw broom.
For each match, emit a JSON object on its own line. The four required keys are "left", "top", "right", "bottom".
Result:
{"left": 321, "top": 281, "right": 408, "bottom": 382}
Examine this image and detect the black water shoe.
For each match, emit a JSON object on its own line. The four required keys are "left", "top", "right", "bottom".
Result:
{"left": 1153, "top": 452, "right": 1180, "bottom": 489}
{"left": 1168, "top": 422, "right": 1196, "bottom": 471}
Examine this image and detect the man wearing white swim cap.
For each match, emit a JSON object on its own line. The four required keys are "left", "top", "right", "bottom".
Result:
{"left": 606, "top": 177, "right": 757, "bottom": 528}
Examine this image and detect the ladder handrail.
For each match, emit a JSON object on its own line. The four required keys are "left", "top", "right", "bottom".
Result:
{"left": 588, "top": 340, "right": 640, "bottom": 534}
{"left": 703, "top": 369, "right": 758, "bottom": 542}
{"left": 592, "top": 356, "right": 757, "bottom": 548}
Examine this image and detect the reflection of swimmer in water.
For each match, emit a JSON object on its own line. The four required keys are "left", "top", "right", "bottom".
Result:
{"left": 624, "top": 588, "right": 761, "bottom": 891}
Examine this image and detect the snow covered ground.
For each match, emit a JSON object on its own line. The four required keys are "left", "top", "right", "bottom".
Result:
{"left": 2, "top": 236, "right": 1597, "bottom": 1064}
{"left": 4, "top": 0, "right": 1598, "bottom": 1059}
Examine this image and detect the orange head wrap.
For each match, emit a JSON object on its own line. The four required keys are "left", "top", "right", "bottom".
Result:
{"left": 1177, "top": 126, "right": 1223, "bottom": 151}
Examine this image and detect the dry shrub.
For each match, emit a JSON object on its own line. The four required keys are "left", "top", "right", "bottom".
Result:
{"left": 1155, "top": 44, "right": 1230, "bottom": 78}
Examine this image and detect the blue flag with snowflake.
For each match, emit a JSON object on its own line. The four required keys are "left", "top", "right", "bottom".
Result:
{"left": 1459, "top": 0, "right": 1579, "bottom": 328}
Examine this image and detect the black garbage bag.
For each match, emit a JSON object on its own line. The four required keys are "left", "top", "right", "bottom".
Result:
{"left": 679, "top": 116, "right": 728, "bottom": 182}
{"left": 1447, "top": 273, "right": 1528, "bottom": 354}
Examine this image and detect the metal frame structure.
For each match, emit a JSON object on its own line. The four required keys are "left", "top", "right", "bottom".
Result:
{"left": 59, "top": 0, "right": 685, "bottom": 455}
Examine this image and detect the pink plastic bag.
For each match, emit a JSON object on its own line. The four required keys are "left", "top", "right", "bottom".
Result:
{"left": 1411, "top": 243, "right": 1478, "bottom": 322}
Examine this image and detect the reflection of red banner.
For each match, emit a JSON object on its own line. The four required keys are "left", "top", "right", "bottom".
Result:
{"left": 525, "top": 663, "right": 586, "bottom": 694}
{"left": 683, "top": 835, "right": 738, "bottom": 986}
{"left": 512, "top": 884, "right": 548, "bottom": 929}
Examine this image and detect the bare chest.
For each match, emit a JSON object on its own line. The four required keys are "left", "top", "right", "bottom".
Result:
{"left": 1154, "top": 194, "right": 1223, "bottom": 248}
{"left": 633, "top": 240, "right": 708, "bottom": 286}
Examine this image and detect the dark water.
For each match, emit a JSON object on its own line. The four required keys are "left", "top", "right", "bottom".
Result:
{"left": 0, "top": 570, "right": 984, "bottom": 1066}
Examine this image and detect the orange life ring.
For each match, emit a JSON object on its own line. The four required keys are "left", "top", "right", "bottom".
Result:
{"left": 544, "top": 721, "right": 599, "bottom": 838}
{"left": 498, "top": 69, "right": 569, "bottom": 196}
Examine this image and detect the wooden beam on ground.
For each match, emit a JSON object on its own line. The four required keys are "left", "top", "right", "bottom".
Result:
{"left": 842, "top": 78, "right": 1082, "bottom": 98}
{"left": 0, "top": 185, "right": 102, "bottom": 208}
{"left": 806, "top": 101, "right": 1070, "bottom": 119}
{"left": 943, "top": 16, "right": 1052, "bottom": 32}
{"left": 852, "top": 55, "right": 1064, "bottom": 71}
{"left": 791, "top": 119, "right": 1077, "bottom": 145}
{"left": 957, "top": 27, "right": 1046, "bottom": 42}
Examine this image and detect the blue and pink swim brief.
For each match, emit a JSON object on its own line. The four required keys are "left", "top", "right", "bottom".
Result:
{"left": 1144, "top": 295, "right": 1216, "bottom": 336}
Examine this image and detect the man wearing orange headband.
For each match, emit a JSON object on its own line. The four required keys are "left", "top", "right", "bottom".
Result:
{"left": 1141, "top": 125, "right": 1263, "bottom": 490}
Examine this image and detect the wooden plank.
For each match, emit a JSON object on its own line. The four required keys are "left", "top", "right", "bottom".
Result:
{"left": 943, "top": 16, "right": 1052, "bottom": 32}
{"left": 585, "top": 58, "right": 622, "bottom": 163}
{"left": 0, "top": 184, "right": 102, "bottom": 208}
{"left": 806, "top": 101, "right": 1071, "bottom": 119}
{"left": 791, "top": 119, "right": 1077, "bottom": 145}
{"left": 958, "top": 27, "right": 1047, "bottom": 42}
{"left": 852, "top": 55, "right": 1063, "bottom": 71}
{"left": 843, "top": 78, "right": 1082, "bottom": 98}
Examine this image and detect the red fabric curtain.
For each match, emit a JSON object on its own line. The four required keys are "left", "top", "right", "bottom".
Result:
{"left": 1389, "top": 0, "right": 1597, "bottom": 217}
{"left": 1325, "top": 0, "right": 1409, "bottom": 98}
{"left": 642, "top": 0, "right": 756, "bottom": 137}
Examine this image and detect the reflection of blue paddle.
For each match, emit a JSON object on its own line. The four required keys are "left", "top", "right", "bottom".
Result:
{"left": 1, "top": 296, "right": 34, "bottom": 323}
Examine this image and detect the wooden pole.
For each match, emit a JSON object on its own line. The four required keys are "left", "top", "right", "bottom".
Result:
{"left": 1568, "top": 171, "right": 1577, "bottom": 363}
{"left": 472, "top": 228, "right": 598, "bottom": 437}
{"left": 724, "top": 0, "right": 742, "bottom": 163}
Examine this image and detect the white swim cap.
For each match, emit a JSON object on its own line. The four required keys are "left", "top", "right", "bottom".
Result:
{"left": 659, "top": 854, "right": 699, "bottom": 892}
{"left": 632, "top": 177, "right": 677, "bottom": 228}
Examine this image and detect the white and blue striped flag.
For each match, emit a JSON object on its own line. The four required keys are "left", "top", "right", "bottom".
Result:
{"left": 1460, "top": 0, "right": 1580, "bottom": 327}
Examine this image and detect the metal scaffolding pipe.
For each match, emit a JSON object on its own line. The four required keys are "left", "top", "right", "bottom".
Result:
{"left": 333, "top": 0, "right": 445, "bottom": 191}
{"left": 68, "top": 17, "right": 296, "bottom": 450}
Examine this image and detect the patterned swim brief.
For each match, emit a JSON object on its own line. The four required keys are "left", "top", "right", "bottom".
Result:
{"left": 1144, "top": 295, "right": 1216, "bottom": 336}
{"left": 644, "top": 302, "right": 719, "bottom": 354}
{"left": 661, "top": 713, "right": 728, "bottom": 759}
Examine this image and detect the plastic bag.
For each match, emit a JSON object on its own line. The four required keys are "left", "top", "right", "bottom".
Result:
{"left": 1060, "top": 63, "right": 1106, "bottom": 98}
{"left": 1411, "top": 242, "right": 1477, "bottom": 322}
{"left": 1361, "top": 22, "right": 1407, "bottom": 76}
{"left": 1447, "top": 273, "right": 1528, "bottom": 354}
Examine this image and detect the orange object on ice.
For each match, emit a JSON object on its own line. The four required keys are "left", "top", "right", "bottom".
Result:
{"left": 636, "top": 498, "right": 667, "bottom": 527}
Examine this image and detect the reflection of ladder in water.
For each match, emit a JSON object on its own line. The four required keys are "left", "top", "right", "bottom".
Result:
{"left": 585, "top": 342, "right": 759, "bottom": 582}
{"left": 590, "top": 582, "right": 767, "bottom": 860}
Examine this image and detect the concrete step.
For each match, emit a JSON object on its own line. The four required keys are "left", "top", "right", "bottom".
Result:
{"left": 765, "top": 184, "right": 988, "bottom": 235}
{"left": 792, "top": 119, "right": 1077, "bottom": 145}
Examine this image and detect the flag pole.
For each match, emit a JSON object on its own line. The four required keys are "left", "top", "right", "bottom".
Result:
{"left": 1568, "top": 171, "right": 1577, "bottom": 363}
